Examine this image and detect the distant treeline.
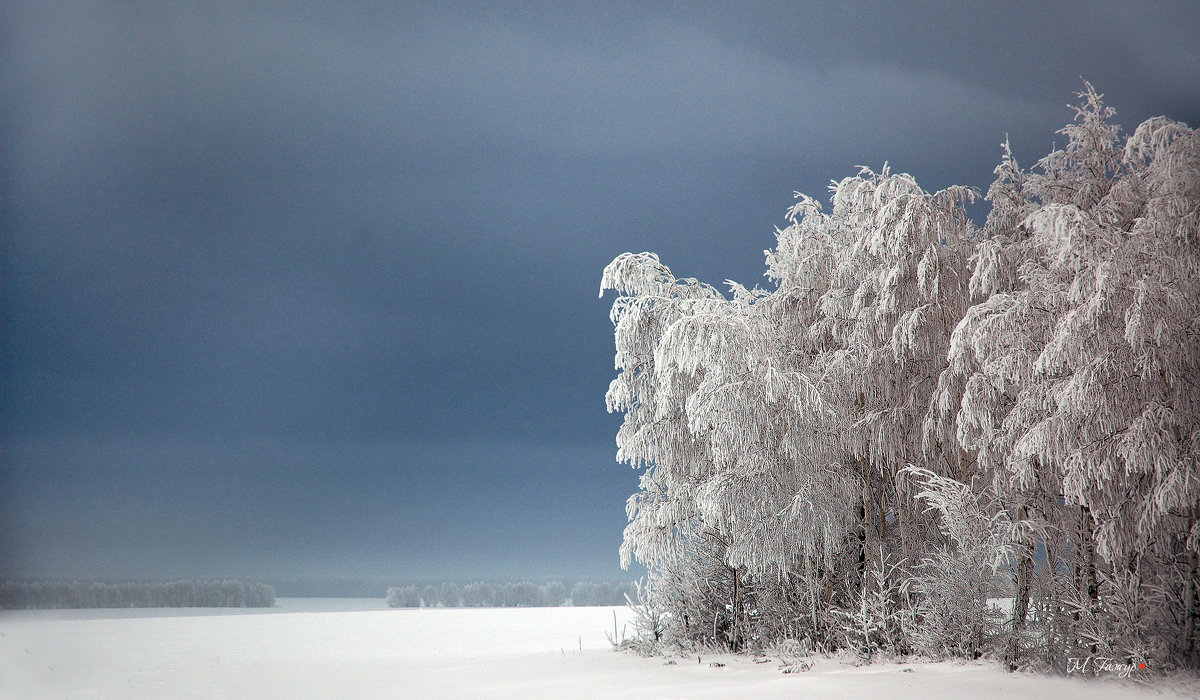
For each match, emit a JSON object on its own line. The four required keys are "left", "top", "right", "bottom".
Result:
{"left": 386, "top": 580, "right": 635, "bottom": 608}
{"left": 269, "top": 577, "right": 392, "bottom": 598}
{"left": 0, "top": 580, "right": 275, "bottom": 609}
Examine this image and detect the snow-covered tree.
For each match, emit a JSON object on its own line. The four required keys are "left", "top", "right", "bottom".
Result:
{"left": 603, "top": 166, "right": 980, "bottom": 651}
{"left": 934, "top": 84, "right": 1200, "bottom": 668}
{"left": 802, "top": 166, "right": 978, "bottom": 588}
{"left": 543, "top": 581, "right": 566, "bottom": 607}
{"left": 386, "top": 585, "right": 421, "bottom": 608}
{"left": 440, "top": 582, "right": 462, "bottom": 608}
{"left": 460, "top": 581, "right": 494, "bottom": 607}
{"left": 603, "top": 85, "right": 1197, "bottom": 668}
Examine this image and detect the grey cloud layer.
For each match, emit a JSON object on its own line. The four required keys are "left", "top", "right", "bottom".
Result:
{"left": 2, "top": 1, "right": 1197, "bottom": 579}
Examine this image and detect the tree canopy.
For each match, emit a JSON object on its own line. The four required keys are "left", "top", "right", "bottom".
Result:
{"left": 602, "top": 84, "right": 1199, "bottom": 670}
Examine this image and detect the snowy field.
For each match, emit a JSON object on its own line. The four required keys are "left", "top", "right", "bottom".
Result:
{"left": 1, "top": 599, "right": 1194, "bottom": 699}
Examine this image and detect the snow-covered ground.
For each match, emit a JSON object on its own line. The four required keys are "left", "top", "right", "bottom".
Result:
{"left": 1, "top": 600, "right": 1193, "bottom": 699}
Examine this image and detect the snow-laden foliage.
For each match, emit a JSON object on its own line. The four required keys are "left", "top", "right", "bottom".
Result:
{"left": 386, "top": 584, "right": 421, "bottom": 608}
{"left": 602, "top": 86, "right": 1199, "bottom": 670}
{"left": 604, "top": 166, "right": 982, "bottom": 654}
{"left": 935, "top": 83, "right": 1200, "bottom": 670}
{"left": 902, "top": 466, "right": 1019, "bottom": 660}
{"left": 830, "top": 550, "right": 915, "bottom": 659}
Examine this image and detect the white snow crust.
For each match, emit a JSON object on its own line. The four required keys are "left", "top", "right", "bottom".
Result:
{"left": 1, "top": 600, "right": 1192, "bottom": 698}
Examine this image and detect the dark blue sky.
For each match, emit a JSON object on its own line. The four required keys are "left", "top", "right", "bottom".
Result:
{"left": 2, "top": 2, "right": 1198, "bottom": 582}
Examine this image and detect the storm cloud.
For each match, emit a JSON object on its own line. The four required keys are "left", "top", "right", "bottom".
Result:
{"left": 2, "top": 1, "right": 1197, "bottom": 580}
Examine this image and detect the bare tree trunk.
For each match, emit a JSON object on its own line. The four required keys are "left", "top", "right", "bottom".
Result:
{"left": 1077, "top": 504, "right": 1099, "bottom": 654}
{"left": 1007, "top": 504, "right": 1034, "bottom": 671}
{"left": 857, "top": 457, "right": 876, "bottom": 596}
{"left": 1045, "top": 538, "right": 1060, "bottom": 663}
{"left": 730, "top": 566, "right": 744, "bottom": 652}
{"left": 804, "top": 560, "right": 820, "bottom": 646}
{"left": 1081, "top": 506, "right": 1098, "bottom": 605}
{"left": 855, "top": 470, "right": 868, "bottom": 596}
{"left": 1185, "top": 504, "right": 1199, "bottom": 662}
